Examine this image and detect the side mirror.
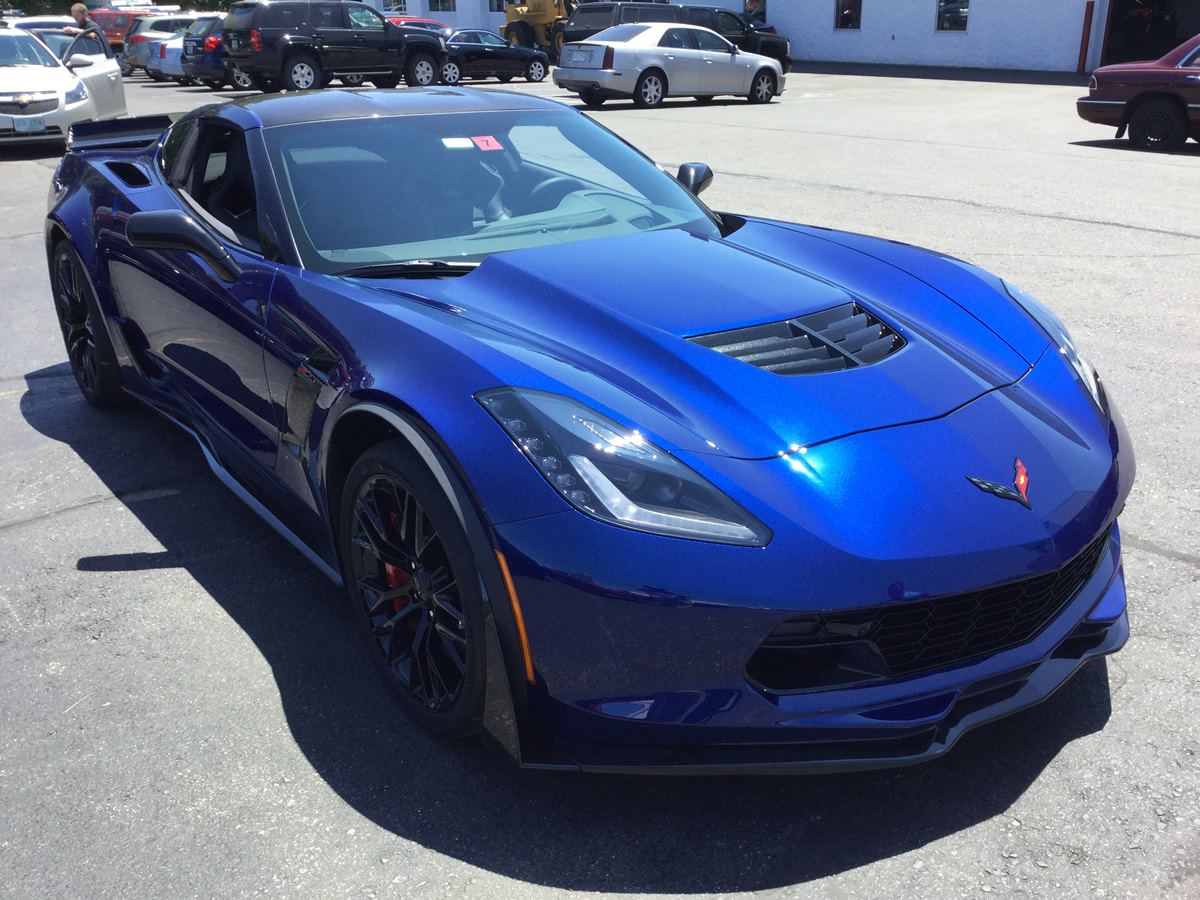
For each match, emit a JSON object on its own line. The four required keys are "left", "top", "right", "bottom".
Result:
{"left": 66, "top": 53, "right": 94, "bottom": 68}
{"left": 676, "top": 162, "right": 713, "bottom": 197}
{"left": 126, "top": 209, "right": 243, "bottom": 283}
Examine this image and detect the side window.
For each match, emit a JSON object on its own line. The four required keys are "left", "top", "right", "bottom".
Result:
{"left": 312, "top": 4, "right": 343, "bottom": 28}
{"left": 347, "top": 5, "right": 385, "bottom": 30}
{"left": 158, "top": 119, "right": 196, "bottom": 177}
{"left": 715, "top": 11, "right": 744, "bottom": 37}
{"left": 692, "top": 29, "right": 732, "bottom": 52}
{"left": 684, "top": 9, "right": 713, "bottom": 28}
{"left": 70, "top": 33, "right": 109, "bottom": 57}
{"left": 176, "top": 123, "right": 261, "bottom": 250}
{"left": 1185, "top": 47, "right": 1200, "bottom": 68}
{"left": 658, "top": 27, "right": 691, "bottom": 50}
{"left": 480, "top": 32, "right": 507, "bottom": 46}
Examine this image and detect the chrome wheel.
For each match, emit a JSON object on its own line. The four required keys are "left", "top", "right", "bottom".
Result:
{"left": 749, "top": 69, "right": 775, "bottom": 104}
{"left": 634, "top": 70, "right": 664, "bottom": 108}
{"left": 526, "top": 59, "right": 545, "bottom": 82}
{"left": 286, "top": 58, "right": 318, "bottom": 90}
{"left": 231, "top": 66, "right": 254, "bottom": 89}
{"left": 406, "top": 54, "right": 436, "bottom": 86}
{"left": 441, "top": 61, "right": 460, "bottom": 85}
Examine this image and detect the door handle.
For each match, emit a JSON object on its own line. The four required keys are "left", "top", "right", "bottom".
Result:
{"left": 665, "top": 53, "right": 675, "bottom": 59}
{"left": 1187, "top": 74, "right": 1200, "bottom": 82}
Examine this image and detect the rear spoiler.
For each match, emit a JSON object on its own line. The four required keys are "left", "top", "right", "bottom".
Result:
{"left": 67, "top": 115, "right": 175, "bottom": 153}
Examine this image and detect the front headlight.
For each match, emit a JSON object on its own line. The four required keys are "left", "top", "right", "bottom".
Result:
{"left": 64, "top": 80, "right": 88, "bottom": 105}
{"left": 478, "top": 388, "right": 771, "bottom": 546}
{"left": 1002, "top": 279, "right": 1108, "bottom": 416}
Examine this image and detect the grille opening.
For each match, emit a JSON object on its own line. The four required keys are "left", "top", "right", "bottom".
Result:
{"left": 690, "top": 301, "right": 904, "bottom": 375}
{"left": 746, "top": 526, "right": 1112, "bottom": 695}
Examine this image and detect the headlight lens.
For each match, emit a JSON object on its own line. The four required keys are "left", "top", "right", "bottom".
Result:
{"left": 478, "top": 388, "right": 771, "bottom": 546}
{"left": 1002, "top": 279, "right": 1108, "bottom": 416}
{"left": 64, "top": 80, "right": 88, "bottom": 105}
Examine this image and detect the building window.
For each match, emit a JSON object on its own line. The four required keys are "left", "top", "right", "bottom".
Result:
{"left": 834, "top": 1, "right": 860, "bottom": 30}
{"left": 936, "top": 0, "right": 968, "bottom": 32}
{"left": 384, "top": 0, "right": 407, "bottom": 10}
{"left": 489, "top": 0, "right": 506, "bottom": 11}
{"left": 429, "top": 0, "right": 457, "bottom": 12}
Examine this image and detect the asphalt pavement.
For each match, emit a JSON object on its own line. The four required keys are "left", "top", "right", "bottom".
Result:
{"left": 1, "top": 70, "right": 1198, "bottom": 900}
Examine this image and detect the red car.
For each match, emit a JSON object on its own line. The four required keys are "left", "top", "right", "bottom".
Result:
{"left": 1077, "top": 32, "right": 1200, "bottom": 151}
{"left": 89, "top": 8, "right": 152, "bottom": 52}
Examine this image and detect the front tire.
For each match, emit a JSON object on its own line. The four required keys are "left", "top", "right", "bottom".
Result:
{"left": 525, "top": 58, "right": 546, "bottom": 82}
{"left": 404, "top": 53, "right": 436, "bottom": 87}
{"left": 1128, "top": 98, "right": 1187, "bottom": 152}
{"left": 51, "top": 242, "right": 126, "bottom": 408}
{"left": 340, "top": 440, "right": 486, "bottom": 738}
{"left": 747, "top": 68, "right": 775, "bottom": 104}
{"left": 504, "top": 20, "right": 535, "bottom": 47}
{"left": 440, "top": 60, "right": 461, "bottom": 85}
{"left": 633, "top": 69, "right": 666, "bottom": 108}
{"left": 283, "top": 53, "right": 321, "bottom": 91}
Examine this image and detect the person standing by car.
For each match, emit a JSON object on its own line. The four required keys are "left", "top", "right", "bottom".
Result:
{"left": 63, "top": 3, "right": 95, "bottom": 35}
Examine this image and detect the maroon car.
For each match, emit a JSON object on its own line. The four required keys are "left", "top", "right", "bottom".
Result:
{"left": 1077, "top": 32, "right": 1200, "bottom": 151}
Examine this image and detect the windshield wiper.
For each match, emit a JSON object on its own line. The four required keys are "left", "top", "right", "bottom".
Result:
{"left": 335, "top": 260, "right": 480, "bottom": 279}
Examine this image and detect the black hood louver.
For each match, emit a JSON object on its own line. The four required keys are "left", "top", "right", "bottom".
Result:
{"left": 689, "top": 302, "right": 904, "bottom": 375}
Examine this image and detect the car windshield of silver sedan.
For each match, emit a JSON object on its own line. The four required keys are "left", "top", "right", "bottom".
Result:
{"left": 264, "top": 108, "right": 723, "bottom": 275}
{"left": 0, "top": 31, "right": 60, "bottom": 67}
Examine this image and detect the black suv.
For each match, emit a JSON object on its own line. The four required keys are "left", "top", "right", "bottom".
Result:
{"left": 554, "top": 2, "right": 790, "bottom": 71}
{"left": 221, "top": 0, "right": 447, "bottom": 92}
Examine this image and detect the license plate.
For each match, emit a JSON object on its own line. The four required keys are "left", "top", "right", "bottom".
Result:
{"left": 229, "top": 37, "right": 240, "bottom": 49}
{"left": 14, "top": 116, "right": 45, "bottom": 133}
{"left": 185, "top": 45, "right": 196, "bottom": 56}
{"left": 566, "top": 48, "right": 593, "bottom": 64}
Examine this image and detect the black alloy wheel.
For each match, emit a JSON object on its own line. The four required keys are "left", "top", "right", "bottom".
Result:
{"left": 51, "top": 242, "right": 125, "bottom": 407}
{"left": 1128, "top": 98, "right": 1188, "bottom": 152}
{"left": 340, "top": 441, "right": 486, "bottom": 737}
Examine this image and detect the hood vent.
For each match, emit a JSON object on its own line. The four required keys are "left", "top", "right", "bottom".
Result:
{"left": 689, "top": 302, "right": 904, "bottom": 375}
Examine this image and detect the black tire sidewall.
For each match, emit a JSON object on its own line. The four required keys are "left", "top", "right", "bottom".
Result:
{"left": 338, "top": 439, "right": 487, "bottom": 738}
{"left": 52, "top": 241, "right": 125, "bottom": 407}
{"left": 405, "top": 53, "right": 435, "bottom": 87}
{"left": 1130, "top": 100, "right": 1187, "bottom": 151}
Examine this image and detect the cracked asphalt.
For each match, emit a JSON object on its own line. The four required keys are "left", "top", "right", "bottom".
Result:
{"left": 0, "top": 70, "right": 1197, "bottom": 900}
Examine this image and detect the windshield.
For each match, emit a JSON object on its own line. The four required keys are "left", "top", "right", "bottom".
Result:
{"left": 0, "top": 31, "right": 60, "bottom": 67}
{"left": 264, "top": 108, "right": 723, "bottom": 275}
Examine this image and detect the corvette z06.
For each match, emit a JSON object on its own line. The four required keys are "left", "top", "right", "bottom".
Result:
{"left": 45, "top": 88, "right": 1134, "bottom": 773}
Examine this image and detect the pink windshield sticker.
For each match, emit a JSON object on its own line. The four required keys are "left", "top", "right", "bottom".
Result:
{"left": 471, "top": 135, "right": 504, "bottom": 151}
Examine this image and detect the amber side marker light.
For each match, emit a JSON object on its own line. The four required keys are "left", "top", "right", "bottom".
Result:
{"left": 494, "top": 550, "right": 535, "bottom": 684}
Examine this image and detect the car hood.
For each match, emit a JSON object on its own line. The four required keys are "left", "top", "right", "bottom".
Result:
{"left": 389, "top": 222, "right": 1048, "bottom": 460}
{"left": 0, "top": 64, "right": 72, "bottom": 93}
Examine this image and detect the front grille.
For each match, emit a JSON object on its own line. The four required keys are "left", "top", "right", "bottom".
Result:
{"left": 690, "top": 301, "right": 904, "bottom": 375}
{"left": 0, "top": 98, "right": 59, "bottom": 116}
{"left": 747, "top": 525, "right": 1112, "bottom": 694}
{"left": 0, "top": 125, "right": 63, "bottom": 139}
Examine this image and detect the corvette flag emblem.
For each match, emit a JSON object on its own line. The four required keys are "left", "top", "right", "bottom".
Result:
{"left": 966, "top": 458, "right": 1032, "bottom": 509}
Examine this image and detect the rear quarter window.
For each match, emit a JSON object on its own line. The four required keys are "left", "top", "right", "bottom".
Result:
{"left": 569, "top": 7, "right": 614, "bottom": 30}
{"left": 623, "top": 6, "right": 680, "bottom": 23}
{"left": 262, "top": 4, "right": 305, "bottom": 28}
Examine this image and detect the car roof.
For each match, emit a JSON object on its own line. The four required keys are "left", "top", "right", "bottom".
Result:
{"left": 196, "top": 85, "right": 569, "bottom": 130}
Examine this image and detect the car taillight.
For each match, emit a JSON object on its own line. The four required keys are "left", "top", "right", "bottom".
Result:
{"left": 130, "top": 34, "right": 146, "bottom": 43}
{"left": 602, "top": 45, "right": 614, "bottom": 69}
{"left": 250, "top": 28, "right": 262, "bottom": 52}
{"left": 159, "top": 43, "right": 167, "bottom": 58}
{"left": 1088, "top": 74, "right": 1098, "bottom": 91}
{"left": 204, "top": 35, "right": 221, "bottom": 52}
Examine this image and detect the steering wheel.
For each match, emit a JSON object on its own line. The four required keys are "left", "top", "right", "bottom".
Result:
{"left": 527, "top": 176, "right": 581, "bottom": 211}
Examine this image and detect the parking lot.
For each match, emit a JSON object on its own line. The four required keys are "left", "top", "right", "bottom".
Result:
{"left": 1, "top": 70, "right": 1199, "bottom": 899}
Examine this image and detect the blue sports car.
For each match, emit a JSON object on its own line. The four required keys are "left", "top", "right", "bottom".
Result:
{"left": 46, "top": 89, "right": 1133, "bottom": 773}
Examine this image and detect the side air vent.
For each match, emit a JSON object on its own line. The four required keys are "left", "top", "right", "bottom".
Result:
{"left": 105, "top": 162, "right": 151, "bottom": 188}
{"left": 689, "top": 302, "right": 904, "bottom": 375}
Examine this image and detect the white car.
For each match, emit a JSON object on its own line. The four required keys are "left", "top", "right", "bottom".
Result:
{"left": 0, "top": 28, "right": 125, "bottom": 145}
{"left": 553, "top": 22, "right": 784, "bottom": 108}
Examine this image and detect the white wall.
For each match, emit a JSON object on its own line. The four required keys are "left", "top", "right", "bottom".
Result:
{"left": 773, "top": 0, "right": 1112, "bottom": 72}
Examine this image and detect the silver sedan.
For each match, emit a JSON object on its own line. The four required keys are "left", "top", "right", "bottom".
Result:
{"left": 553, "top": 22, "right": 785, "bottom": 108}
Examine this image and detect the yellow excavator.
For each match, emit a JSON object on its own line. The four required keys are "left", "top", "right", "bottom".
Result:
{"left": 501, "top": 0, "right": 582, "bottom": 62}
